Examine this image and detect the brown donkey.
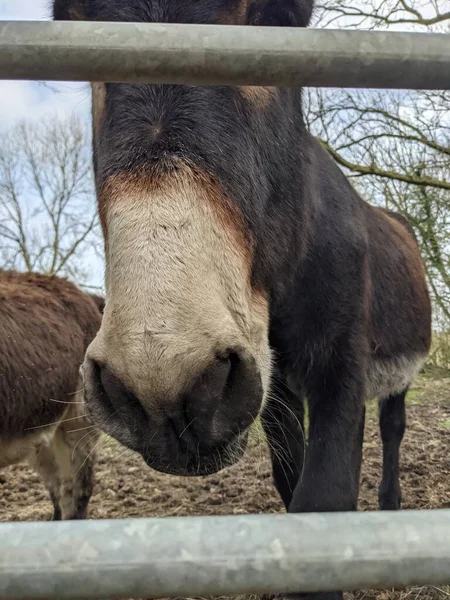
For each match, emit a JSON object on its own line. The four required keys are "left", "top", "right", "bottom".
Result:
{"left": 53, "top": 1, "right": 431, "bottom": 597}
{"left": 0, "top": 271, "right": 103, "bottom": 520}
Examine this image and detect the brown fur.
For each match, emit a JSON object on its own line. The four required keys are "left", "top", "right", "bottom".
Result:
{"left": 99, "top": 164, "right": 254, "bottom": 263}
{"left": 218, "top": 0, "right": 252, "bottom": 23}
{"left": 92, "top": 83, "right": 106, "bottom": 139}
{"left": 238, "top": 86, "right": 277, "bottom": 109}
{"left": 379, "top": 207, "right": 418, "bottom": 240}
{"left": 218, "top": 2, "right": 276, "bottom": 110}
{"left": 367, "top": 207, "right": 431, "bottom": 357}
{"left": 0, "top": 270, "right": 102, "bottom": 520}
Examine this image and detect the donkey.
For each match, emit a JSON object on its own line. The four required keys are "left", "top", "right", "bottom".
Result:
{"left": 53, "top": 1, "right": 431, "bottom": 597}
{"left": 0, "top": 271, "right": 103, "bottom": 520}
{"left": 89, "top": 293, "right": 106, "bottom": 314}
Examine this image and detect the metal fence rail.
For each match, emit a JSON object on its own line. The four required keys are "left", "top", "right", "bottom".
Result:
{"left": 0, "top": 21, "right": 449, "bottom": 89}
{"left": 0, "top": 19, "right": 449, "bottom": 600}
{"left": 0, "top": 510, "right": 449, "bottom": 600}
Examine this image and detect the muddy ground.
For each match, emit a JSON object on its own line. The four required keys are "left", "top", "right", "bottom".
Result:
{"left": 1, "top": 370, "right": 449, "bottom": 600}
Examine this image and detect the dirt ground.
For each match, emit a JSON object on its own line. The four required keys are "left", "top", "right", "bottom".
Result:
{"left": 1, "top": 370, "right": 449, "bottom": 600}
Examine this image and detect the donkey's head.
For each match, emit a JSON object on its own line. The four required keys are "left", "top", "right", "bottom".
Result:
{"left": 54, "top": 0, "right": 314, "bottom": 476}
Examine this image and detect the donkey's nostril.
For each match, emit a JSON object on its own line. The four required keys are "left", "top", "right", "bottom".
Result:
{"left": 225, "top": 350, "right": 241, "bottom": 388}
{"left": 183, "top": 348, "right": 261, "bottom": 445}
{"left": 201, "top": 353, "right": 232, "bottom": 397}
{"left": 83, "top": 347, "right": 263, "bottom": 476}
{"left": 86, "top": 358, "right": 148, "bottom": 443}
{"left": 195, "top": 350, "right": 242, "bottom": 405}
{"left": 88, "top": 359, "right": 112, "bottom": 411}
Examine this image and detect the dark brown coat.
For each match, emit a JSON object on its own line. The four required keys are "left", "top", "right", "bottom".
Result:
{"left": 0, "top": 271, "right": 103, "bottom": 519}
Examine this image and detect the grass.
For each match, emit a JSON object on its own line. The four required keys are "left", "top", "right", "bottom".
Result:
{"left": 420, "top": 363, "right": 450, "bottom": 380}
{"left": 405, "top": 388, "right": 422, "bottom": 406}
{"left": 248, "top": 365, "right": 450, "bottom": 446}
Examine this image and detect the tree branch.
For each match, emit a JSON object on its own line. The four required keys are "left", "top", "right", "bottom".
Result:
{"left": 320, "top": 139, "right": 450, "bottom": 191}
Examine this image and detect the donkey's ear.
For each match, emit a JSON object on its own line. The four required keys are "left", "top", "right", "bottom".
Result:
{"left": 53, "top": 0, "right": 86, "bottom": 20}
{"left": 248, "top": 0, "right": 314, "bottom": 27}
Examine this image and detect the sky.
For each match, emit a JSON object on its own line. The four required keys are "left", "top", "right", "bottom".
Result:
{"left": 0, "top": 1, "right": 103, "bottom": 288}
{"left": 0, "top": 0, "right": 90, "bottom": 125}
{"left": 0, "top": 0, "right": 441, "bottom": 130}
{"left": 0, "top": 0, "right": 442, "bottom": 289}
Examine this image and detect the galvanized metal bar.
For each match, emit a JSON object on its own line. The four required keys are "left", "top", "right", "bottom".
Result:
{"left": 0, "top": 510, "right": 449, "bottom": 600}
{"left": 0, "top": 21, "right": 448, "bottom": 89}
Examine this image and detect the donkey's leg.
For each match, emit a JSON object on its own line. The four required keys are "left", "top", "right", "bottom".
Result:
{"left": 261, "top": 376, "right": 305, "bottom": 510}
{"left": 290, "top": 371, "right": 365, "bottom": 512}
{"left": 53, "top": 389, "right": 98, "bottom": 520}
{"left": 28, "top": 437, "right": 62, "bottom": 521}
{"left": 352, "top": 404, "right": 366, "bottom": 506}
{"left": 284, "top": 361, "right": 366, "bottom": 600}
{"left": 53, "top": 426, "right": 96, "bottom": 520}
{"left": 378, "top": 389, "right": 407, "bottom": 510}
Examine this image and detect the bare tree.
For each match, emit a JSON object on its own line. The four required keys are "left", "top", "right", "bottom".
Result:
{"left": 306, "top": 89, "right": 449, "bottom": 191}
{"left": 305, "top": 87, "right": 450, "bottom": 312}
{"left": 314, "top": 0, "right": 450, "bottom": 30}
{"left": 0, "top": 116, "right": 101, "bottom": 284}
{"left": 305, "top": 0, "right": 450, "bottom": 364}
